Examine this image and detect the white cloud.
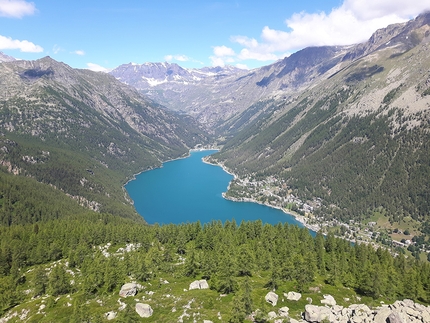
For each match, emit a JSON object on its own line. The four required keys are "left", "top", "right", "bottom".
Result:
{"left": 0, "top": 0, "right": 36, "bottom": 18}
{"left": 209, "top": 56, "right": 226, "bottom": 67}
{"left": 210, "top": 46, "right": 236, "bottom": 67}
{"left": 0, "top": 34, "right": 42, "bottom": 52}
{"left": 165, "top": 54, "right": 190, "bottom": 62}
{"left": 342, "top": 0, "right": 430, "bottom": 20}
{"left": 213, "top": 45, "right": 235, "bottom": 57}
{"left": 235, "top": 63, "right": 249, "bottom": 70}
{"left": 86, "top": 63, "right": 109, "bottom": 72}
{"left": 217, "top": 0, "right": 430, "bottom": 66}
{"left": 74, "top": 50, "right": 85, "bottom": 56}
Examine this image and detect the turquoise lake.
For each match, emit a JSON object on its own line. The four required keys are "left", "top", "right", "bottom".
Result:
{"left": 125, "top": 150, "right": 305, "bottom": 227}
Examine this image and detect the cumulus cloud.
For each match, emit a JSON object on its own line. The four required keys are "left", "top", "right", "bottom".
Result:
{"left": 0, "top": 34, "right": 42, "bottom": 52}
{"left": 0, "top": 0, "right": 36, "bottom": 18}
{"left": 86, "top": 63, "right": 109, "bottom": 72}
{"left": 213, "top": 45, "right": 235, "bottom": 57}
{"left": 210, "top": 45, "right": 237, "bottom": 67}
{"left": 215, "top": 0, "right": 430, "bottom": 66}
{"left": 235, "top": 63, "right": 249, "bottom": 70}
{"left": 74, "top": 50, "right": 85, "bottom": 56}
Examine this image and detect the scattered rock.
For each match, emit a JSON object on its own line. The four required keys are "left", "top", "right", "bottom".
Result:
{"left": 119, "top": 283, "right": 138, "bottom": 297}
{"left": 278, "top": 306, "right": 289, "bottom": 317}
{"left": 117, "top": 299, "right": 126, "bottom": 311}
{"left": 286, "top": 291, "right": 302, "bottom": 301}
{"left": 265, "top": 291, "right": 278, "bottom": 306}
{"left": 387, "top": 311, "right": 403, "bottom": 323}
{"left": 268, "top": 311, "right": 277, "bottom": 319}
{"left": 105, "top": 311, "right": 117, "bottom": 320}
{"left": 320, "top": 294, "right": 336, "bottom": 306}
{"left": 304, "top": 304, "right": 333, "bottom": 322}
{"left": 306, "top": 297, "right": 313, "bottom": 304}
{"left": 189, "top": 279, "right": 209, "bottom": 290}
{"left": 373, "top": 306, "right": 392, "bottom": 323}
{"left": 289, "top": 319, "right": 301, "bottom": 323}
{"left": 135, "top": 303, "right": 153, "bottom": 318}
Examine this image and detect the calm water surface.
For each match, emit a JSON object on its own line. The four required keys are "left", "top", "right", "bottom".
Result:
{"left": 126, "top": 150, "right": 305, "bottom": 227}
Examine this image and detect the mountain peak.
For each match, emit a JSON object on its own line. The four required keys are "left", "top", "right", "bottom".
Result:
{"left": 0, "top": 51, "right": 16, "bottom": 63}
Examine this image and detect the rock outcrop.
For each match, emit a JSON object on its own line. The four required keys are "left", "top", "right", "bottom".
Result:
{"left": 265, "top": 292, "right": 278, "bottom": 306}
{"left": 286, "top": 291, "right": 302, "bottom": 301}
{"left": 189, "top": 279, "right": 209, "bottom": 290}
{"left": 302, "top": 299, "right": 430, "bottom": 323}
{"left": 135, "top": 303, "right": 153, "bottom": 318}
{"left": 119, "top": 283, "right": 138, "bottom": 297}
{"left": 279, "top": 307, "right": 289, "bottom": 317}
{"left": 320, "top": 294, "right": 336, "bottom": 306}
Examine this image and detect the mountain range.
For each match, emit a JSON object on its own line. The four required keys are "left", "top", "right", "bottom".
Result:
{"left": 1, "top": 12, "right": 430, "bottom": 232}
{"left": 0, "top": 56, "right": 208, "bottom": 222}
{"left": 1, "top": 10, "right": 430, "bottom": 323}
{"left": 110, "top": 13, "right": 430, "bottom": 133}
{"left": 110, "top": 12, "right": 430, "bottom": 232}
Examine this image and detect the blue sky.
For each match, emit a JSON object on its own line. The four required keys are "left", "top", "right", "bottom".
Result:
{"left": 1, "top": 0, "right": 430, "bottom": 71}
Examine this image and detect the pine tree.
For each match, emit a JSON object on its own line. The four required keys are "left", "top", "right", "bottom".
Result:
{"left": 314, "top": 232, "right": 326, "bottom": 275}
{"left": 183, "top": 248, "right": 198, "bottom": 277}
{"left": 32, "top": 266, "right": 48, "bottom": 297}
{"left": 48, "top": 264, "right": 71, "bottom": 296}
{"left": 237, "top": 245, "right": 254, "bottom": 277}
{"left": 241, "top": 276, "right": 253, "bottom": 315}
{"left": 228, "top": 295, "right": 246, "bottom": 323}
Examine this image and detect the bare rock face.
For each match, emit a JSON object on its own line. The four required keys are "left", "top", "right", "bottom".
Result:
{"left": 189, "top": 279, "right": 209, "bottom": 290}
{"left": 135, "top": 303, "right": 153, "bottom": 318}
{"left": 119, "top": 283, "right": 138, "bottom": 297}
{"left": 265, "top": 291, "right": 278, "bottom": 306}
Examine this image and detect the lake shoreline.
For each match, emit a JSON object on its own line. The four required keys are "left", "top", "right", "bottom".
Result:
{"left": 201, "top": 155, "right": 319, "bottom": 233}
{"left": 125, "top": 148, "right": 318, "bottom": 232}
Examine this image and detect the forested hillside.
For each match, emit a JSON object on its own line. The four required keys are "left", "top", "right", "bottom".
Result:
{"left": 0, "top": 57, "right": 208, "bottom": 221}
{"left": 1, "top": 12, "right": 430, "bottom": 323}
{"left": 211, "top": 13, "right": 430, "bottom": 238}
{"left": 0, "top": 214, "right": 429, "bottom": 322}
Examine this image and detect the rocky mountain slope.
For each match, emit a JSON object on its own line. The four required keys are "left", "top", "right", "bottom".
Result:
{"left": 110, "top": 47, "right": 353, "bottom": 127}
{"left": 111, "top": 14, "right": 430, "bottom": 136}
{"left": 211, "top": 12, "right": 430, "bottom": 230}
{"left": 0, "top": 56, "right": 208, "bottom": 220}
{"left": 0, "top": 52, "right": 15, "bottom": 63}
{"left": 110, "top": 62, "right": 250, "bottom": 126}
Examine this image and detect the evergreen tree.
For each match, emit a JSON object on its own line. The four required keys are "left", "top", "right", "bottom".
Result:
{"left": 228, "top": 295, "right": 246, "bottom": 323}
{"left": 314, "top": 232, "right": 326, "bottom": 275}
{"left": 183, "top": 247, "right": 198, "bottom": 277}
{"left": 48, "top": 264, "right": 71, "bottom": 296}
{"left": 237, "top": 245, "right": 254, "bottom": 277}
{"left": 241, "top": 276, "right": 253, "bottom": 315}
{"left": 32, "top": 266, "right": 48, "bottom": 297}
